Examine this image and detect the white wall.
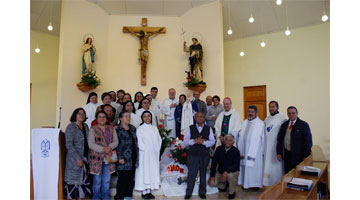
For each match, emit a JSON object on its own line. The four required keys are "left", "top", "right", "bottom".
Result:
{"left": 31, "top": 30, "right": 59, "bottom": 130}
{"left": 180, "top": 0, "right": 225, "bottom": 98}
{"left": 224, "top": 23, "right": 330, "bottom": 159}
{"left": 56, "top": 0, "right": 224, "bottom": 130}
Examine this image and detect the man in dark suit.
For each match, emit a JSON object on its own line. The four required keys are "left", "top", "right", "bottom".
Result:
{"left": 183, "top": 112, "right": 215, "bottom": 199}
{"left": 276, "top": 106, "right": 313, "bottom": 173}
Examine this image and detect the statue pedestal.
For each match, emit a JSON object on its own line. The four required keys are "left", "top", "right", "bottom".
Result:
{"left": 188, "top": 83, "right": 207, "bottom": 94}
{"left": 76, "top": 83, "right": 97, "bottom": 93}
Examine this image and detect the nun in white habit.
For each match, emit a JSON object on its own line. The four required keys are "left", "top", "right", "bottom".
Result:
{"left": 134, "top": 111, "right": 162, "bottom": 199}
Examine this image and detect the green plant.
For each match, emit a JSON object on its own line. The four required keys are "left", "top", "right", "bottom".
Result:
{"left": 169, "top": 143, "right": 188, "bottom": 165}
{"left": 158, "top": 124, "right": 173, "bottom": 158}
{"left": 183, "top": 71, "right": 200, "bottom": 87}
{"left": 80, "top": 71, "right": 101, "bottom": 86}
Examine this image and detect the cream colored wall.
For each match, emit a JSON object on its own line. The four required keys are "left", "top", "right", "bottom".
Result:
{"left": 56, "top": 0, "right": 224, "bottom": 130}
{"left": 30, "top": 30, "right": 59, "bottom": 131}
{"left": 180, "top": 0, "right": 225, "bottom": 99}
{"left": 224, "top": 23, "right": 330, "bottom": 159}
{"left": 56, "top": 0, "right": 110, "bottom": 130}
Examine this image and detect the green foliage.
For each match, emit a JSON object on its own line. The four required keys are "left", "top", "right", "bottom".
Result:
{"left": 158, "top": 124, "right": 173, "bottom": 158}
{"left": 80, "top": 71, "right": 101, "bottom": 87}
{"left": 183, "top": 71, "right": 200, "bottom": 87}
{"left": 170, "top": 145, "right": 188, "bottom": 165}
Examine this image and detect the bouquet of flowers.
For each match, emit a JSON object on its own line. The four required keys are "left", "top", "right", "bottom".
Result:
{"left": 158, "top": 124, "right": 173, "bottom": 157}
{"left": 183, "top": 71, "right": 200, "bottom": 87}
{"left": 168, "top": 139, "right": 189, "bottom": 165}
{"left": 80, "top": 71, "right": 101, "bottom": 87}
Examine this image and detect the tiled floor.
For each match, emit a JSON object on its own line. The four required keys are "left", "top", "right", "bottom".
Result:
{"left": 132, "top": 186, "right": 264, "bottom": 200}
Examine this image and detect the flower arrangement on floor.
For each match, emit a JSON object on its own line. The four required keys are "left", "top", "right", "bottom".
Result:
{"left": 168, "top": 139, "right": 189, "bottom": 166}
{"left": 166, "top": 139, "right": 188, "bottom": 174}
{"left": 158, "top": 124, "right": 173, "bottom": 158}
{"left": 183, "top": 71, "right": 200, "bottom": 87}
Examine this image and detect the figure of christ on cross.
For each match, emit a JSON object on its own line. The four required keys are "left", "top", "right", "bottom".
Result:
{"left": 123, "top": 18, "right": 166, "bottom": 86}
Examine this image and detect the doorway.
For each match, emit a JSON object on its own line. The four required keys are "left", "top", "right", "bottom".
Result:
{"left": 243, "top": 85, "right": 267, "bottom": 121}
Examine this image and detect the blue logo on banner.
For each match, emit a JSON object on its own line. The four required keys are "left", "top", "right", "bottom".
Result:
{"left": 266, "top": 125, "right": 273, "bottom": 133}
{"left": 41, "top": 139, "right": 50, "bottom": 158}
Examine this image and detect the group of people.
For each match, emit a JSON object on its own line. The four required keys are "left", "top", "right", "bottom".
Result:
{"left": 64, "top": 87, "right": 313, "bottom": 200}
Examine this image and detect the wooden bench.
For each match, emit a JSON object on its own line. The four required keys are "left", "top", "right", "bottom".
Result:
{"left": 259, "top": 147, "right": 329, "bottom": 200}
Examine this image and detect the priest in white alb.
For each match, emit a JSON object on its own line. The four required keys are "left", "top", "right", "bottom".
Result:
{"left": 161, "top": 88, "right": 178, "bottom": 137}
{"left": 214, "top": 97, "right": 241, "bottom": 147}
{"left": 263, "top": 101, "right": 287, "bottom": 186}
{"left": 235, "top": 105, "right": 265, "bottom": 190}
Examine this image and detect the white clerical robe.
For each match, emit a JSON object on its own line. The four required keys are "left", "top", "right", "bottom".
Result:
{"left": 214, "top": 108, "right": 242, "bottom": 147}
{"left": 136, "top": 108, "right": 157, "bottom": 127}
{"left": 149, "top": 103, "right": 159, "bottom": 126}
{"left": 181, "top": 99, "right": 194, "bottom": 133}
{"left": 134, "top": 102, "right": 140, "bottom": 111}
{"left": 152, "top": 98, "right": 161, "bottom": 125}
{"left": 130, "top": 112, "right": 142, "bottom": 128}
{"left": 237, "top": 117, "right": 265, "bottom": 188}
{"left": 134, "top": 123, "right": 162, "bottom": 191}
{"left": 161, "top": 98, "right": 179, "bottom": 137}
{"left": 83, "top": 103, "right": 98, "bottom": 128}
{"left": 263, "top": 112, "right": 287, "bottom": 186}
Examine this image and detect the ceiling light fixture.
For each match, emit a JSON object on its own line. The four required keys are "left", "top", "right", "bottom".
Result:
{"left": 249, "top": 14, "right": 254, "bottom": 23}
{"left": 322, "top": 11, "right": 329, "bottom": 22}
{"left": 284, "top": 0, "right": 291, "bottom": 36}
{"left": 261, "top": 39, "right": 266, "bottom": 47}
{"left": 240, "top": 50, "right": 245, "bottom": 57}
{"left": 35, "top": 47, "right": 40, "bottom": 53}
{"left": 285, "top": 26, "right": 291, "bottom": 36}
{"left": 48, "top": 0, "right": 54, "bottom": 31}
{"left": 321, "top": 0, "right": 329, "bottom": 22}
{"left": 276, "top": 0, "right": 282, "bottom": 6}
{"left": 48, "top": 22, "right": 53, "bottom": 31}
{"left": 227, "top": 1, "right": 232, "bottom": 35}
{"left": 227, "top": 27, "right": 233, "bottom": 35}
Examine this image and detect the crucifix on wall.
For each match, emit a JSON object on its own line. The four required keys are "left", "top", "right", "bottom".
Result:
{"left": 123, "top": 18, "right": 166, "bottom": 86}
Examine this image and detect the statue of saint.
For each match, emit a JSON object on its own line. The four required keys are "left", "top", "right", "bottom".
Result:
{"left": 184, "top": 38, "right": 203, "bottom": 82}
{"left": 81, "top": 36, "right": 96, "bottom": 74}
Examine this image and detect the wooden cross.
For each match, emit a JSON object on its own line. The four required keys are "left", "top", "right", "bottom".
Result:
{"left": 123, "top": 18, "right": 166, "bottom": 86}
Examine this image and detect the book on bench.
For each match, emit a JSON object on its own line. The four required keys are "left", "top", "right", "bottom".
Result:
{"left": 287, "top": 178, "right": 313, "bottom": 191}
{"left": 300, "top": 166, "right": 321, "bottom": 176}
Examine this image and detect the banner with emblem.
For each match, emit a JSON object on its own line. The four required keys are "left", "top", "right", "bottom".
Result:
{"left": 32, "top": 128, "right": 60, "bottom": 200}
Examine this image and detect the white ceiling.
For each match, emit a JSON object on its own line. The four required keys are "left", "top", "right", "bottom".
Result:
{"left": 30, "top": 0, "right": 330, "bottom": 40}
{"left": 31, "top": 0, "right": 62, "bottom": 36}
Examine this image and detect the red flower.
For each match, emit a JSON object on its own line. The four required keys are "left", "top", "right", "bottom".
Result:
{"left": 175, "top": 158, "right": 178, "bottom": 162}
{"left": 182, "top": 152, "right": 187, "bottom": 157}
{"left": 168, "top": 153, "right": 173, "bottom": 158}
{"left": 187, "top": 78, "right": 191, "bottom": 82}
{"left": 177, "top": 145, "right": 182, "bottom": 150}
{"left": 171, "top": 140, "right": 176, "bottom": 144}
{"left": 190, "top": 74, "right": 194, "bottom": 77}
{"left": 158, "top": 124, "right": 163, "bottom": 129}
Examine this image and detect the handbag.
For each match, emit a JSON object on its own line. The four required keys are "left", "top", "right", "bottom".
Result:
{"left": 107, "top": 150, "right": 118, "bottom": 163}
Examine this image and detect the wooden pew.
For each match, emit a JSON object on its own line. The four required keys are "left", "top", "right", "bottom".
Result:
{"left": 259, "top": 147, "right": 330, "bottom": 200}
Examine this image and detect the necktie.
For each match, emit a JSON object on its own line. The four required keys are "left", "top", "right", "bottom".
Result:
{"left": 289, "top": 121, "right": 294, "bottom": 129}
